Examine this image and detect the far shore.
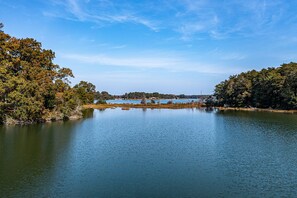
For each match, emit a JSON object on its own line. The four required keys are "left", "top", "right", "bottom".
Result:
{"left": 83, "top": 103, "right": 204, "bottom": 110}
{"left": 83, "top": 103, "right": 297, "bottom": 114}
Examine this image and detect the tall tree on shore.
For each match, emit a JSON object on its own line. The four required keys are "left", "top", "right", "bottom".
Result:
{"left": 214, "top": 63, "right": 297, "bottom": 109}
{"left": 0, "top": 29, "right": 80, "bottom": 124}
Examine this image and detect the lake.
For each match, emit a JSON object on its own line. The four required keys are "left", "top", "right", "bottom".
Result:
{"left": 1, "top": 108, "right": 297, "bottom": 197}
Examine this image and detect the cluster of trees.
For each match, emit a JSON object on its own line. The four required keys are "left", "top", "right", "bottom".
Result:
{"left": 95, "top": 91, "right": 114, "bottom": 101}
{"left": 214, "top": 63, "right": 297, "bottom": 109}
{"left": 74, "top": 81, "right": 96, "bottom": 104}
{"left": 94, "top": 91, "right": 114, "bottom": 104}
{"left": 0, "top": 25, "right": 96, "bottom": 124}
{"left": 122, "top": 92, "right": 197, "bottom": 99}
{"left": 122, "top": 92, "right": 173, "bottom": 99}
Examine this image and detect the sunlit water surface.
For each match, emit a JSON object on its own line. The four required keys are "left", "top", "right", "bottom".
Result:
{"left": 1, "top": 109, "right": 297, "bottom": 197}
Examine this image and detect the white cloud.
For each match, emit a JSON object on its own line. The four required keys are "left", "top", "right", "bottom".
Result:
{"left": 46, "top": 0, "right": 159, "bottom": 31}
{"left": 60, "top": 52, "right": 241, "bottom": 74}
{"left": 61, "top": 53, "right": 181, "bottom": 68}
{"left": 110, "top": 45, "right": 127, "bottom": 49}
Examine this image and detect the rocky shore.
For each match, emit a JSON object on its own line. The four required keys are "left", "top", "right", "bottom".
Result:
{"left": 3, "top": 107, "right": 83, "bottom": 126}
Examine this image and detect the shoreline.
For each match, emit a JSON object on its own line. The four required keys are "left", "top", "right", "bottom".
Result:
{"left": 83, "top": 103, "right": 204, "bottom": 110}
{"left": 84, "top": 104, "right": 297, "bottom": 114}
{"left": 217, "top": 107, "right": 297, "bottom": 114}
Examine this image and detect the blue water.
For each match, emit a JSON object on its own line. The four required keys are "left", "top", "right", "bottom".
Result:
{"left": 1, "top": 109, "right": 297, "bottom": 197}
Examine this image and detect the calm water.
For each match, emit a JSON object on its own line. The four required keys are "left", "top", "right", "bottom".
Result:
{"left": 1, "top": 109, "right": 297, "bottom": 197}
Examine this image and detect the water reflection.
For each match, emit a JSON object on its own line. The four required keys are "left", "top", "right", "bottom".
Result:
{"left": 82, "top": 108, "right": 95, "bottom": 118}
{"left": 213, "top": 110, "right": 297, "bottom": 196}
{"left": 1, "top": 109, "right": 297, "bottom": 197}
{"left": 0, "top": 121, "right": 81, "bottom": 197}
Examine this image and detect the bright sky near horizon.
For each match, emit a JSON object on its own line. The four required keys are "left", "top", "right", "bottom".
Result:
{"left": 1, "top": 0, "right": 297, "bottom": 94}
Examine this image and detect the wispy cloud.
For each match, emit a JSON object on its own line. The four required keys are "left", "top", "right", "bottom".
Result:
{"left": 110, "top": 45, "right": 127, "bottom": 49}
{"left": 45, "top": 0, "right": 159, "bottom": 31}
{"left": 61, "top": 53, "right": 182, "bottom": 69}
{"left": 44, "top": 0, "right": 290, "bottom": 40}
{"left": 60, "top": 52, "right": 242, "bottom": 74}
{"left": 208, "top": 49, "right": 247, "bottom": 61}
{"left": 172, "top": 0, "right": 285, "bottom": 40}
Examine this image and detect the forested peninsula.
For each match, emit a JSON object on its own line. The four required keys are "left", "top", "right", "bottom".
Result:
{"left": 0, "top": 24, "right": 96, "bottom": 125}
{"left": 214, "top": 63, "right": 297, "bottom": 110}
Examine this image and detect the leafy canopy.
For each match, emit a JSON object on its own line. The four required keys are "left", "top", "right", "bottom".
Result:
{"left": 214, "top": 63, "right": 297, "bottom": 109}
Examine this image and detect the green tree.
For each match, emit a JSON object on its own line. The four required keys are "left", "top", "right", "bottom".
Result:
{"left": 74, "top": 81, "right": 96, "bottom": 104}
{"left": 279, "top": 63, "right": 297, "bottom": 109}
{"left": 214, "top": 63, "right": 297, "bottom": 110}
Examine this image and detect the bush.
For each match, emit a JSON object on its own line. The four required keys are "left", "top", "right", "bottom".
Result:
{"left": 96, "top": 100, "right": 107, "bottom": 104}
{"left": 141, "top": 98, "right": 146, "bottom": 104}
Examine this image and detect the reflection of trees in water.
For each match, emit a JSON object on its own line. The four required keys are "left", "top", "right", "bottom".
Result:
{"left": 205, "top": 107, "right": 215, "bottom": 112}
{"left": 0, "top": 121, "right": 80, "bottom": 196}
{"left": 82, "top": 108, "right": 95, "bottom": 118}
{"left": 215, "top": 110, "right": 297, "bottom": 135}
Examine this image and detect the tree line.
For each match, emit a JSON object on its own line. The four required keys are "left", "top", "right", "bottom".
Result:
{"left": 0, "top": 24, "right": 96, "bottom": 124}
{"left": 214, "top": 63, "right": 297, "bottom": 109}
{"left": 121, "top": 92, "right": 202, "bottom": 99}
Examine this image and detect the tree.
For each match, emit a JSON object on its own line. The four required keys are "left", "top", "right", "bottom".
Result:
{"left": 279, "top": 63, "right": 297, "bottom": 109}
{"left": 214, "top": 63, "right": 297, "bottom": 110}
{"left": 74, "top": 81, "right": 96, "bottom": 104}
{"left": 0, "top": 23, "right": 3, "bottom": 32}
{"left": 95, "top": 91, "right": 114, "bottom": 100}
{"left": 141, "top": 95, "right": 146, "bottom": 104}
{"left": 0, "top": 30, "right": 80, "bottom": 124}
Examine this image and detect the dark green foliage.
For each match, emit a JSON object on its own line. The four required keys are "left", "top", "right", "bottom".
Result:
{"left": 123, "top": 92, "right": 176, "bottom": 99}
{"left": 96, "top": 99, "right": 107, "bottom": 104}
{"left": 205, "top": 96, "right": 215, "bottom": 107}
{"left": 167, "top": 101, "right": 173, "bottom": 104}
{"left": 95, "top": 91, "right": 114, "bottom": 100}
{"left": 214, "top": 63, "right": 297, "bottom": 109}
{"left": 141, "top": 97, "right": 146, "bottom": 104}
{"left": 120, "top": 92, "right": 202, "bottom": 99}
{"left": 73, "top": 81, "right": 96, "bottom": 104}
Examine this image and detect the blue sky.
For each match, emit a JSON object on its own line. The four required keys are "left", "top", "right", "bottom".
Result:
{"left": 1, "top": 0, "right": 297, "bottom": 94}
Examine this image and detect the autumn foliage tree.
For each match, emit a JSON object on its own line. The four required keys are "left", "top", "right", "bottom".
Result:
{"left": 0, "top": 28, "right": 93, "bottom": 124}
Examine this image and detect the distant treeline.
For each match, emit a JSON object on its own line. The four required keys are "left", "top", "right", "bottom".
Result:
{"left": 214, "top": 62, "right": 297, "bottom": 109}
{"left": 121, "top": 92, "right": 204, "bottom": 99}
{"left": 94, "top": 91, "right": 208, "bottom": 104}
